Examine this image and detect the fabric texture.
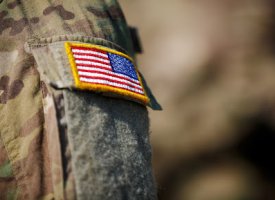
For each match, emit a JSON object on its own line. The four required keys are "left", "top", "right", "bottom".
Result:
{"left": 64, "top": 90, "right": 156, "bottom": 200}
{"left": 0, "top": 0, "right": 158, "bottom": 199}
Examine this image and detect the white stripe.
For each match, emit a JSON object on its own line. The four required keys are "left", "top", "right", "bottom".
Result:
{"left": 72, "top": 49, "right": 108, "bottom": 58}
{"left": 78, "top": 71, "right": 142, "bottom": 89}
{"left": 74, "top": 54, "right": 110, "bottom": 62}
{"left": 77, "top": 66, "right": 140, "bottom": 84}
{"left": 74, "top": 55, "right": 110, "bottom": 64}
{"left": 75, "top": 60, "right": 111, "bottom": 69}
{"left": 80, "top": 77, "right": 144, "bottom": 94}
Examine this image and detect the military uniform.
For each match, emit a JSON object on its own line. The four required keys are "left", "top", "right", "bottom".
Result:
{"left": 0, "top": 0, "right": 160, "bottom": 199}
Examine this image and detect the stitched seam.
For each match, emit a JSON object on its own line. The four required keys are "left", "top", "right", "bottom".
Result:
{"left": 28, "top": 35, "right": 130, "bottom": 56}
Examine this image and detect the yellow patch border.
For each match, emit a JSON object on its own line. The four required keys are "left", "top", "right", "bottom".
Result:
{"left": 65, "top": 42, "right": 149, "bottom": 105}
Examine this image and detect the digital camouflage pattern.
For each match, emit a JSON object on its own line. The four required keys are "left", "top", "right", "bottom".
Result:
{"left": 0, "top": 0, "right": 159, "bottom": 199}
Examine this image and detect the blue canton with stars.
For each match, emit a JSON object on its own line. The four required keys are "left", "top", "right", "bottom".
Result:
{"left": 108, "top": 53, "right": 138, "bottom": 80}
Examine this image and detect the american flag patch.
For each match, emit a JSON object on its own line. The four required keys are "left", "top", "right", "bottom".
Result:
{"left": 65, "top": 42, "right": 149, "bottom": 105}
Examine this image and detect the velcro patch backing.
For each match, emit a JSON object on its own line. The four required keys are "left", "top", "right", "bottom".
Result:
{"left": 65, "top": 42, "right": 149, "bottom": 105}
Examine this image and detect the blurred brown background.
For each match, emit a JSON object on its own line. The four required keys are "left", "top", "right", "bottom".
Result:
{"left": 119, "top": 1, "right": 275, "bottom": 199}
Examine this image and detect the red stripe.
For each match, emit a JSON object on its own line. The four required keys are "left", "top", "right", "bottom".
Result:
{"left": 79, "top": 75, "right": 143, "bottom": 92}
{"left": 76, "top": 64, "right": 112, "bottom": 71}
{"left": 75, "top": 58, "right": 110, "bottom": 65}
{"left": 71, "top": 46, "right": 106, "bottom": 54}
{"left": 73, "top": 52, "right": 108, "bottom": 60}
{"left": 77, "top": 69, "right": 141, "bottom": 86}
{"left": 80, "top": 81, "right": 143, "bottom": 95}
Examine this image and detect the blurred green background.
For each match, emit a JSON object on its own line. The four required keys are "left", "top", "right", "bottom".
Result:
{"left": 120, "top": 1, "right": 275, "bottom": 199}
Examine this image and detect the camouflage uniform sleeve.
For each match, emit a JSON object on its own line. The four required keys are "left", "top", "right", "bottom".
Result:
{"left": 0, "top": 0, "right": 159, "bottom": 199}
